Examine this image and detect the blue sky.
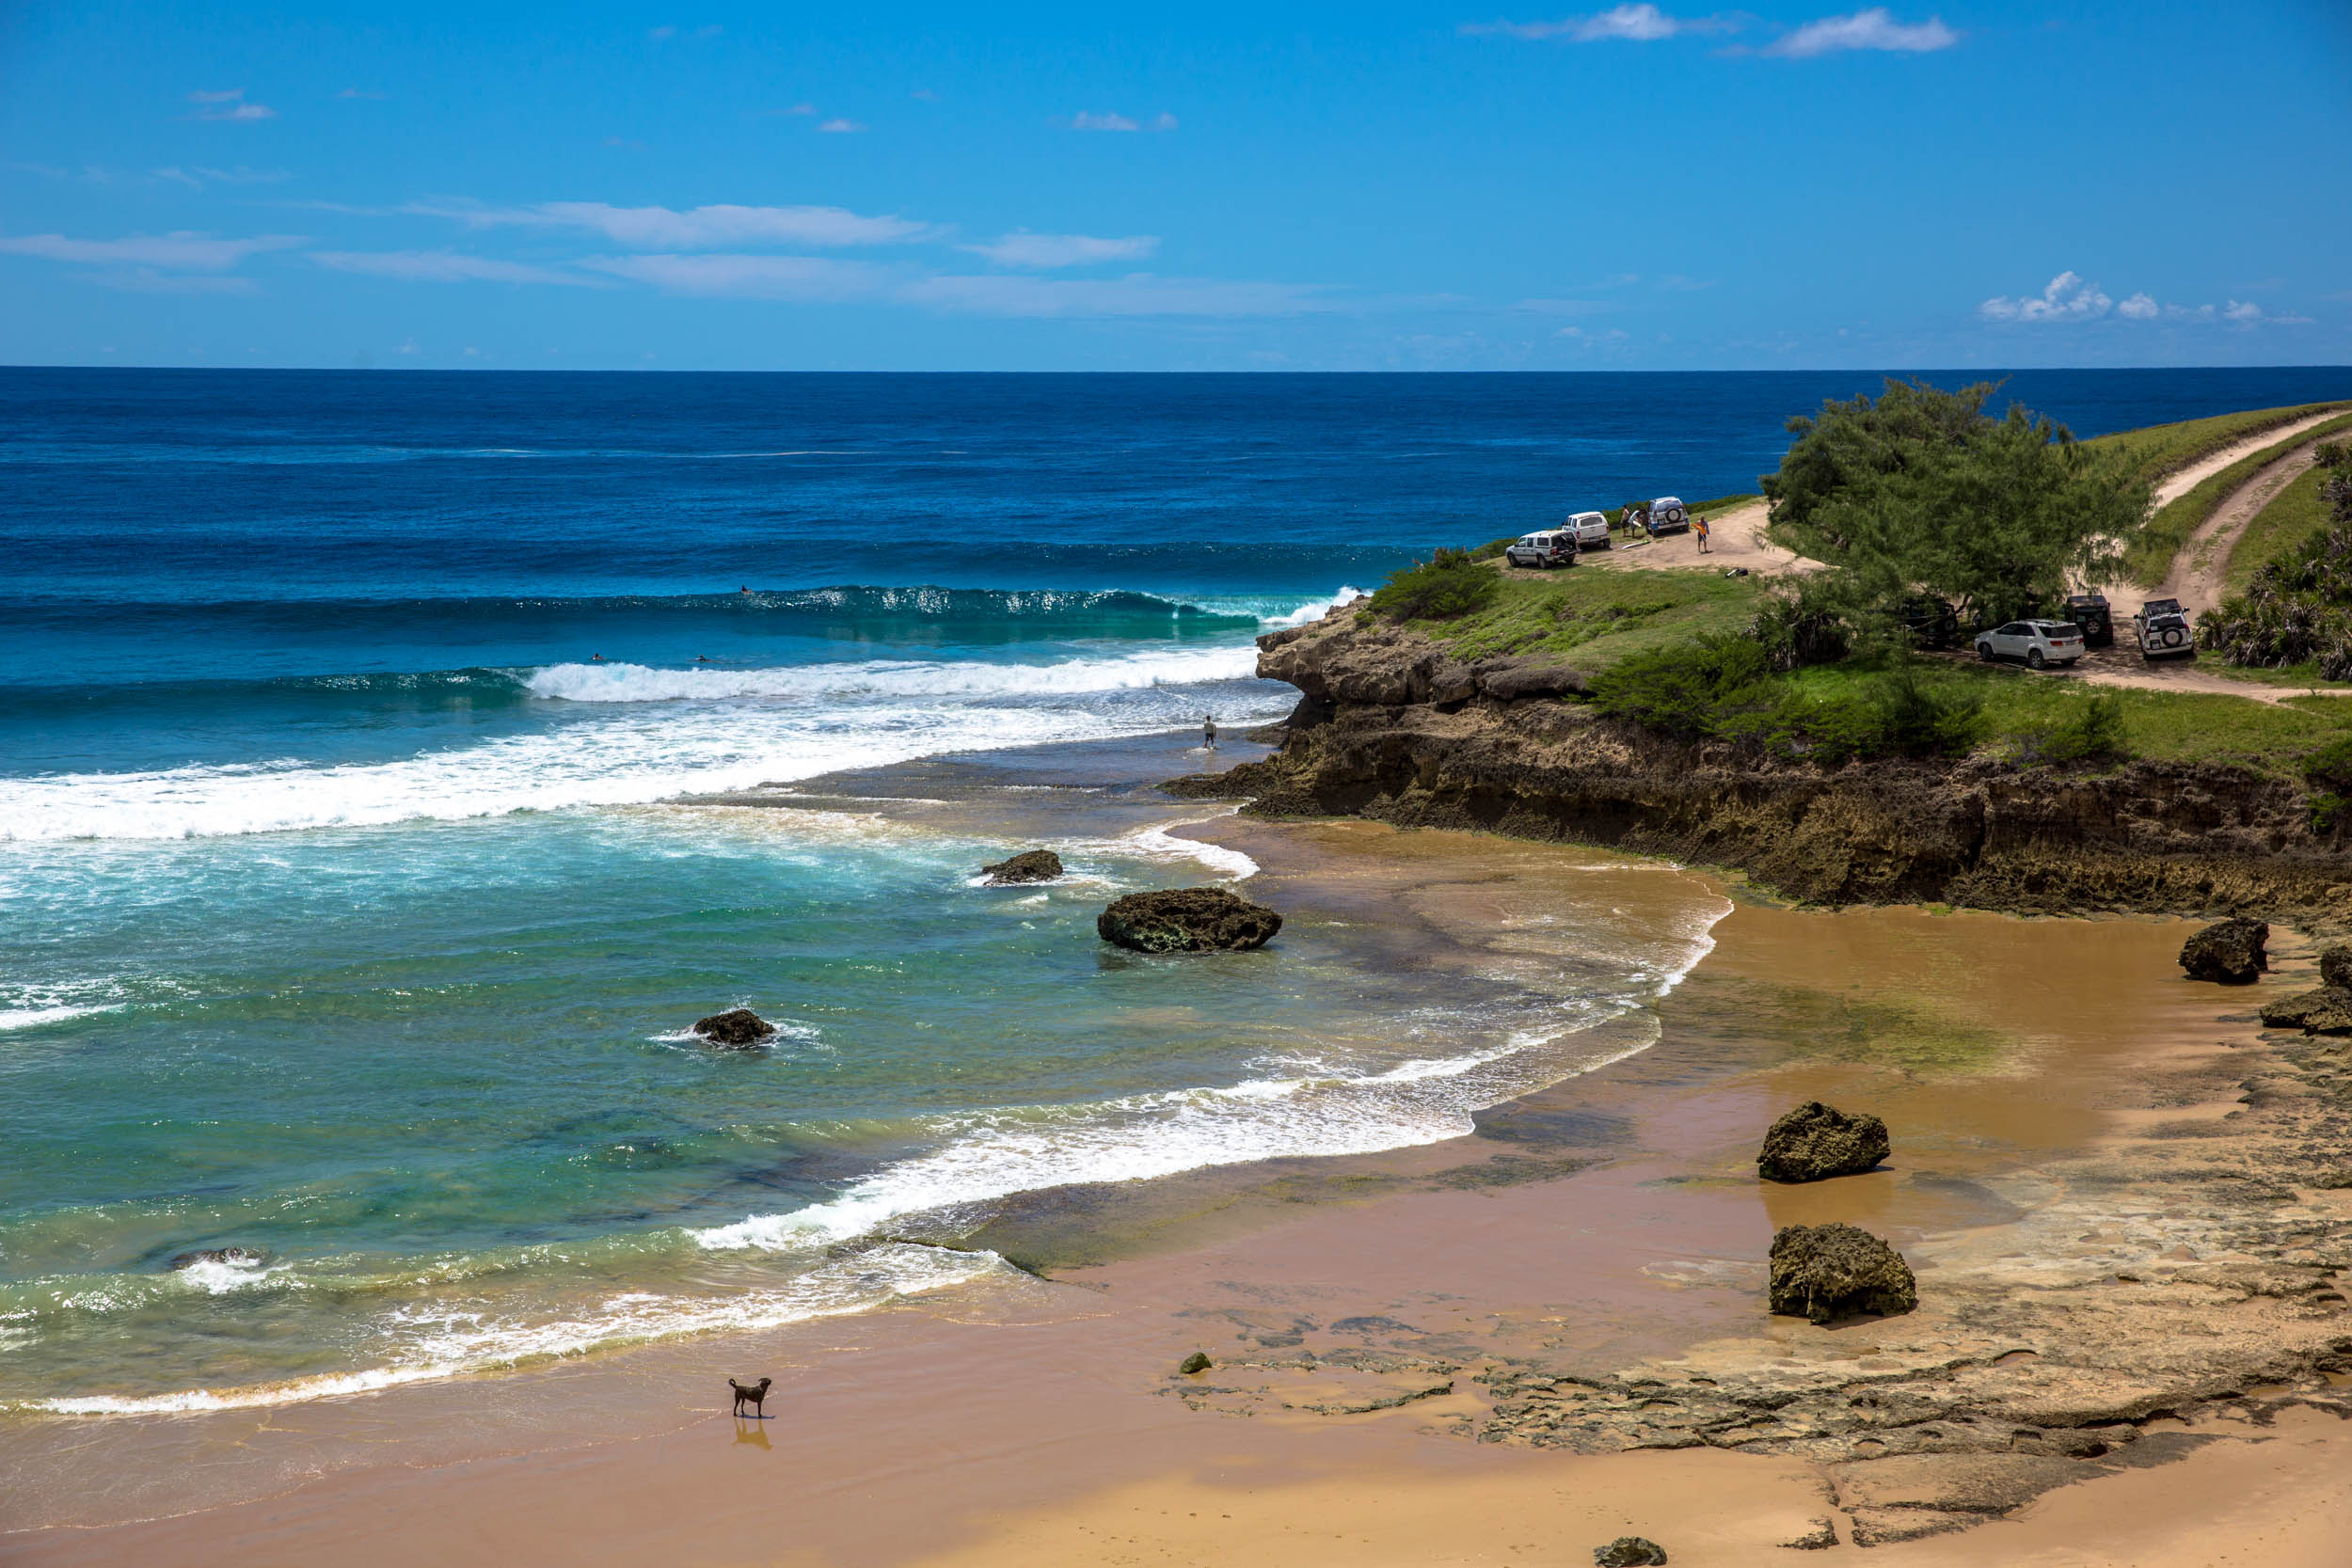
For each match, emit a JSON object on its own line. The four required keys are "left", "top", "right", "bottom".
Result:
{"left": 2, "top": 1, "right": 2346, "bottom": 370}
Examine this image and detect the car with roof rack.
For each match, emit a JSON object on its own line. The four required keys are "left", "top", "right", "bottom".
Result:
{"left": 2133, "top": 598, "right": 2195, "bottom": 660}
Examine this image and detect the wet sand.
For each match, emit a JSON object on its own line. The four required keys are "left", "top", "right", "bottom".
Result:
{"left": 7, "top": 779, "right": 2348, "bottom": 1565}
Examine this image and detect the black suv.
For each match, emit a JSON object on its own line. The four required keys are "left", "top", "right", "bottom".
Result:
{"left": 2063, "top": 594, "right": 2115, "bottom": 648}
{"left": 1895, "top": 595, "right": 1961, "bottom": 649}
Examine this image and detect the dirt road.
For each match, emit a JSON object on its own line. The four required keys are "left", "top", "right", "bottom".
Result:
{"left": 2155, "top": 439, "right": 2330, "bottom": 616}
{"left": 1576, "top": 499, "right": 1814, "bottom": 576}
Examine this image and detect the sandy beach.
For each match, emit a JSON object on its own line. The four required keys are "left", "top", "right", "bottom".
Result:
{"left": 8, "top": 752, "right": 2347, "bottom": 1567}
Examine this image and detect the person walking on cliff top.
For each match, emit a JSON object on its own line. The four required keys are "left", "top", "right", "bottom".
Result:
{"left": 1694, "top": 513, "right": 1711, "bottom": 554}
{"left": 1202, "top": 714, "right": 1218, "bottom": 751}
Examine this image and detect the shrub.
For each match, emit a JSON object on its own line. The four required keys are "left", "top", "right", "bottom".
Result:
{"left": 1750, "top": 584, "right": 1851, "bottom": 672}
{"left": 1368, "top": 547, "right": 1499, "bottom": 621}
{"left": 1469, "top": 535, "right": 1518, "bottom": 562}
{"left": 1588, "top": 635, "right": 1778, "bottom": 740}
{"left": 2302, "top": 736, "right": 2352, "bottom": 794}
{"left": 1875, "top": 665, "right": 1986, "bottom": 757}
{"left": 2020, "top": 690, "right": 2129, "bottom": 765}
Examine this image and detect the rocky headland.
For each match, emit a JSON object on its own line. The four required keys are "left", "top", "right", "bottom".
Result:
{"left": 1169, "top": 602, "right": 2352, "bottom": 924}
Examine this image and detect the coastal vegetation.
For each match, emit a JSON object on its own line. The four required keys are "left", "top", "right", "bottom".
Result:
{"left": 2121, "top": 410, "right": 2352, "bottom": 586}
{"left": 1393, "top": 560, "right": 1761, "bottom": 664}
{"left": 2085, "top": 399, "right": 2352, "bottom": 488}
{"left": 2224, "top": 458, "right": 2337, "bottom": 596}
{"left": 1761, "top": 379, "right": 2148, "bottom": 635}
{"left": 2200, "top": 443, "right": 2352, "bottom": 677}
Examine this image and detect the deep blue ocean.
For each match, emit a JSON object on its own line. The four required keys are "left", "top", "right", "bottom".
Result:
{"left": 2, "top": 365, "right": 2344, "bottom": 1414}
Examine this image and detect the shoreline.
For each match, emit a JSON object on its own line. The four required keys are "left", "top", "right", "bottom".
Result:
{"left": 9, "top": 733, "right": 2350, "bottom": 1560}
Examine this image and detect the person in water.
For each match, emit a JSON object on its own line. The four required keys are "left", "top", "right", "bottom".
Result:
{"left": 1202, "top": 714, "right": 1217, "bottom": 751}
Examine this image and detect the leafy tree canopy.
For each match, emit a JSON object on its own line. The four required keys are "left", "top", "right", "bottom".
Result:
{"left": 1762, "top": 379, "right": 2149, "bottom": 637}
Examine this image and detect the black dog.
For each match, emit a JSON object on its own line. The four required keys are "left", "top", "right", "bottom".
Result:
{"left": 729, "top": 1376, "right": 772, "bottom": 1418}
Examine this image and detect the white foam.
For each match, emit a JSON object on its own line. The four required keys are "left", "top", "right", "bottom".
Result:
{"left": 1259, "top": 587, "right": 1364, "bottom": 629}
{"left": 0, "top": 1005, "right": 113, "bottom": 1032}
{"left": 0, "top": 647, "right": 1290, "bottom": 843}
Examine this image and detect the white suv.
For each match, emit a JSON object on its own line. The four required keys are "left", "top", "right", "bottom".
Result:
{"left": 1565, "top": 510, "right": 1612, "bottom": 550}
{"left": 1503, "top": 531, "right": 1578, "bottom": 569}
{"left": 1974, "top": 619, "right": 2086, "bottom": 670}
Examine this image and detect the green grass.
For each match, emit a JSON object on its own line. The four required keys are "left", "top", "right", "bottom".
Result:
{"left": 2087, "top": 401, "right": 2351, "bottom": 488}
{"left": 2120, "top": 410, "right": 2352, "bottom": 587}
{"left": 1780, "top": 658, "right": 2352, "bottom": 774}
{"left": 2223, "top": 461, "right": 2335, "bottom": 598}
{"left": 1396, "top": 562, "right": 1764, "bottom": 665}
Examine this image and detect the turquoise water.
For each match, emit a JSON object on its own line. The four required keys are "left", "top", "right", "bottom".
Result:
{"left": 16, "top": 367, "right": 2332, "bottom": 1413}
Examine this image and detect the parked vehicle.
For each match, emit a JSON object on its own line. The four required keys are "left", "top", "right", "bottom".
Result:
{"left": 1894, "top": 594, "right": 1961, "bottom": 650}
{"left": 1974, "top": 619, "right": 2087, "bottom": 670}
{"left": 1647, "top": 496, "right": 1691, "bottom": 534}
{"left": 2134, "top": 598, "right": 2194, "bottom": 660}
{"left": 1503, "top": 530, "right": 1579, "bottom": 569}
{"left": 2063, "top": 593, "right": 2115, "bottom": 648}
{"left": 1565, "top": 510, "right": 1613, "bottom": 550}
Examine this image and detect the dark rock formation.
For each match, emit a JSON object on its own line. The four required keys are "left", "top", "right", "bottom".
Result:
{"left": 693, "top": 1008, "right": 777, "bottom": 1048}
{"left": 1097, "top": 888, "right": 1281, "bottom": 953}
{"left": 1178, "top": 1351, "right": 1212, "bottom": 1375}
{"left": 2259, "top": 986, "right": 2352, "bottom": 1034}
{"left": 1780, "top": 1520, "right": 1838, "bottom": 1551}
{"left": 1593, "top": 1537, "right": 1668, "bottom": 1567}
{"left": 2179, "top": 918, "right": 2269, "bottom": 983}
{"left": 167, "top": 1246, "right": 266, "bottom": 1271}
{"left": 2322, "top": 944, "right": 2352, "bottom": 989}
{"left": 1158, "top": 603, "right": 2352, "bottom": 923}
{"left": 980, "top": 849, "right": 1064, "bottom": 884}
{"left": 1767, "top": 1223, "right": 1918, "bottom": 1324}
{"left": 1757, "top": 1101, "right": 1891, "bottom": 1183}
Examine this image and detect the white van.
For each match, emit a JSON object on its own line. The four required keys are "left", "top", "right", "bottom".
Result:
{"left": 1565, "top": 510, "right": 1612, "bottom": 550}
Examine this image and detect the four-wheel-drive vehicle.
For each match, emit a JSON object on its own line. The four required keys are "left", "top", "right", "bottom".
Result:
{"left": 1503, "top": 530, "right": 1579, "bottom": 569}
{"left": 1974, "top": 619, "right": 2087, "bottom": 670}
{"left": 2063, "top": 594, "right": 2115, "bottom": 647}
{"left": 1565, "top": 510, "right": 1613, "bottom": 550}
{"left": 1647, "top": 496, "right": 1691, "bottom": 534}
{"left": 1895, "top": 595, "right": 1961, "bottom": 649}
{"left": 2134, "top": 598, "right": 2194, "bottom": 660}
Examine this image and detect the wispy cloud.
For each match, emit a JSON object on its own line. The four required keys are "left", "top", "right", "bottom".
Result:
{"left": 1463, "top": 6, "right": 1732, "bottom": 41}
{"left": 1979, "top": 271, "right": 2110, "bottom": 323}
{"left": 338, "top": 87, "right": 387, "bottom": 100}
{"left": 151, "top": 165, "right": 291, "bottom": 191}
{"left": 817, "top": 118, "right": 866, "bottom": 134}
{"left": 964, "top": 231, "right": 1161, "bottom": 268}
{"left": 1762, "top": 8, "right": 1959, "bottom": 57}
{"left": 87, "top": 269, "right": 262, "bottom": 295}
{"left": 310, "top": 250, "right": 605, "bottom": 286}
{"left": 418, "top": 200, "right": 933, "bottom": 248}
{"left": 580, "top": 253, "right": 887, "bottom": 301}
{"left": 1071, "top": 111, "right": 1140, "bottom": 132}
{"left": 185, "top": 87, "right": 278, "bottom": 121}
{"left": 0, "top": 230, "right": 306, "bottom": 270}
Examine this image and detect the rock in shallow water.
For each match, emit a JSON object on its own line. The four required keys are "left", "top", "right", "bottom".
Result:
{"left": 980, "top": 849, "right": 1064, "bottom": 884}
{"left": 1767, "top": 1223, "right": 1917, "bottom": 1324}
{"left": 2258, "top": 985, "right": 2352, "bottom": 1034}
{"left": 1178, "top": 1351, "right": 1212, "bottom": 1375}
{"left": 1592, "top": 1537, "right": 1668, "bottom": 1566}
{"left": 2178, "top": 917, "right": 2268, "bottom": 983}
{"left": 1757, "top": 1101, "right": 1889, "bottom": 1183}
{"left": 2321, "top": 944, "right": 2352, "bottom": 990}
{"left": 693, "top": 1008, "right": 777, "bottom": 1048}
{"left": 1096, "top": 888, "right": 1282, "bottom": 953}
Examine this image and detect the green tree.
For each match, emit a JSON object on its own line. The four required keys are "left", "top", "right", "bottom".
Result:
{"left": 1763, "top": 380, "right": 2150, "bottom": 639}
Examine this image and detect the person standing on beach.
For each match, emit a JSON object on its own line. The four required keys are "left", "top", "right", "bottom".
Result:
{"left": 1203, "top": 714, "right": 1217, "bottom": 751}
{"left": 1693, "top": 513, "right": 1711, "bottom": 554}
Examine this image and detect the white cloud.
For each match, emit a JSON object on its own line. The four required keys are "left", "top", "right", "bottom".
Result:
{"left": 86, "top": 269, "right": 261, "bottom": 295}
{"left": 421, "top": 200, "right": 932, "bottom": 248}
{"left": 1072, "top": 111, "right": 1140, "bottom": 132}
{"left": 2117, "top": 292, "right": 2159, "bottom": 320}
{"left": 185, "top": 87, "right": 277, "bottom": 121}
{"left": 0, "top": 230, "right": 306, "bottom": 270}
{"left": 2224, "top": 299, "right": 2263, "bottom": 324}
{"left": 964, "top": 231, "right": 1161, "bottom": 268}
{"left": 1152, "top": 112, "right": 1180, "bottom": 130}
{"left": 1763, "top": 8, "right": 1959, "bottom": 57}
{"left": 339, "top": 87, "right": 387, "bottom": 100}
{"left": 151, "top": 164, "right": 289, "bottom": 190}
{"left": 817, "top": 118, "right": 866, "bottom": 133}
{"left": 581, "top": 253, "right": 889, "bottom": 301}
{"left": 309, "top": 250, "right": 604, "bottom": 286}
{"left": 1979, "top": 271, "right": 2111, "bottom": 323}
{"left": 1464, "top": 5, "right": 1728, "bottom": 41}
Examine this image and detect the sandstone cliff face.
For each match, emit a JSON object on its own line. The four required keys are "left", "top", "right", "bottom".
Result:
{"left": 1192, "top": 606, "right": 2352, "bottom": 922}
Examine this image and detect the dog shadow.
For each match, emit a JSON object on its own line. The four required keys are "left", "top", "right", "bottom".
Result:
{"left": 732, "top": 1418, "right": 771, "bottom": 1449}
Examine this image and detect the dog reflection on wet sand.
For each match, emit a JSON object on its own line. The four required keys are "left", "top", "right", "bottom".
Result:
{"left": 729, "top": 1376, "right": 771, "bottom": 1418}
